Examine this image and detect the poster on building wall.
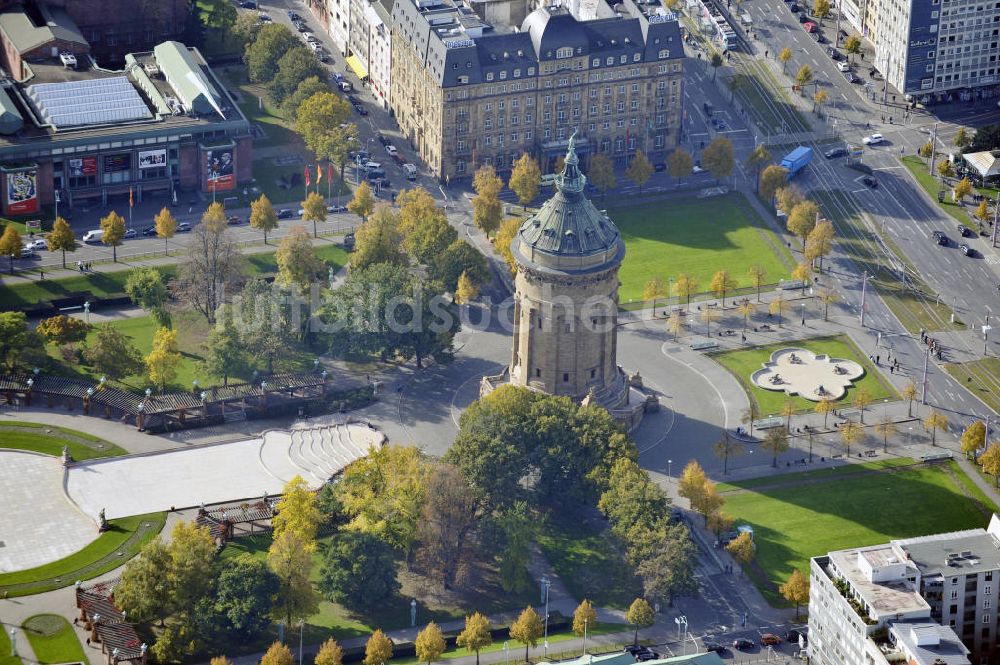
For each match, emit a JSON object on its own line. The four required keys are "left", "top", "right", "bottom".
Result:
{"left": 5, "top": 169, "right": 38, "bottom": 215}
{"left": 104, "top": 153, "right": 132, "bottom": 173}
{"left": 205, "top": 148, "right": 235, "bottom": 192}
{"left": 68, "top": 157, "right": 97, "bottom": 177}
{"left": 138, "top": 149, "right": 167, "bottom": 169}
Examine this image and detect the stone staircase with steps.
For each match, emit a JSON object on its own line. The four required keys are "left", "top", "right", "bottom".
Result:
{"left": 257, "top": 423, "right": 384, "bottom": 487}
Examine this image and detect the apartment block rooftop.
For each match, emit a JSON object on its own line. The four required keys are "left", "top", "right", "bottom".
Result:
{"left": 826, "top": 546, "right": 930, "bottom": 619}
{"left": 893, "top": 526, "right": 1000, "bottom": 582}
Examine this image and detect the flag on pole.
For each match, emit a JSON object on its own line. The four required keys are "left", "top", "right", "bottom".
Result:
{"left": 129, "top": 187, "right": 134, "bottom": 208}
{"left": 328, "top": 162, "right": 334, "bottom": 182}
{"left": 316, "top": 164, "right": 323, "bottom": 185}
{"left": 304, "top": 166, "right": 311, "bottom": 188}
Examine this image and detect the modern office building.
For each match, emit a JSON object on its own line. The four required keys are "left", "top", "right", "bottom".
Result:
{"left": 390, "top": 0, "right": 684, "bottom": 183}
{"left": 808, "top": 514, "right": 1000, "bottom": 665}
{"left": 0, "top": 39, "right": 253, "bottom": 217}
{"left": 839, "top": 0, "right": 1000, "bottom": 101}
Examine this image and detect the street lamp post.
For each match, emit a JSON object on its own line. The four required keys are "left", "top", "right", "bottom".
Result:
{"left": 859, "top": 271, "right": 869, "bottom": 327}
{"left": 541, "top": 576, "right": 551, "bottom": 657}
{"left": 298, "top": 619, "right": 304, "bottom": 665}
{"left": 984, "top": 311, "right": 992, "bottom": 355}
{"left": 583, "top": 618, "right": 588, "bottom": 655}
{"left": 921, "top": 347, "right": 930, "bottom": 405}
{"left": 8, "top": 253, "right": 13, "bottom": 275}
{"left": 667, "top": 459, "right": 673, "bottom": 481}
{"left": 674, "top": 616, "right": 687, "bottom": 652}
{"left": 800, "top": 301, "right": 806, "bottom": 325}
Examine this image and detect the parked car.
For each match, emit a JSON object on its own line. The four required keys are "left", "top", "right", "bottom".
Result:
{"left": 703, "top": 643, "right": 727, "bottom": 654}
{"left": 257, "top": 12, "right": 272, "bottom": 22}
{"left": 960, "top": 243, "right": 975, "bottom": 256}
{"left": 785, "top": 629, "right": 806, "bottom": 643}
{"left": 788, "top": 2, "right": 800, "bottom": 9}
{"left": 176, "top": 222, "right": 193, "bottom": 233}
{"left": 378, "top": 132, "right": 390, "bottom": 146}
{"left": 958, "top": 224, "right": 974, "bottom": 237}
{"left": 812, "top": 31, "right": 826, "bottom": 42}
{"left": 227, "top": 215, "right": 243, "bottom": 225}
{"left": 18, "top": 247, "right": 37, "bottom": 259}
{"left": 635, "top": 652, "right": 660, "bottom": 662}
{"left": 287, "top": 10, "right": 301, "bottom": 19}
{"left": 327, "top": 204, "right": 347, "bottom": 213}
{"left": 342, "top": 232, "right": 356, "bottom": 250}
{"left": 733, "top": 638, "right": 754, "bottom": 650}
{"left": 294, "top": 21, "right": 308, "bottom": 31}
{"left": 824, "top": 146, "right": 847, "bottom": 159}
{"left": 385, "top": 144, "right": 398, "bottom": 156}
{"left": 862, "top": 133, "right": 884, "bottom": 145}
{"left": 932, "top": 230, "right": 949, "bottom": 245}
{"left": 837, "top": 61, "right": 851, "bottom": 72}
{"left": 353, "top": 104, "right": 368, "bottom": 116}
{"left": 82, "top": 229, "right": 104, "bottom": 244}
{"left": 761, "top": 634, "right": 781, "bottom": 646}
{"left": 844, "top": 71, "right": 860, "bottom": 83}
{"left": 862, "top": 175, "right": 879, "bottom": 189}
{"left": 24, "top": 238, "right": 48, "bottom": 251}
{"left": 307, "top": 41, "right": 322, "bottom": 51}
{"left": 654, "top": 162, "right": 667, "bottom": 172}
{"left": 239, "top": 0, "right": 257, "bottom": 7}
{"left": 302, "top": 32, "right": 316, "bottom": 41}
{"left": 318, "top": 51, "right": 331, "bottom": 62}
{"left": 623, "top": 646, "right": 645, "bottom": 656}
{"left": 278, "top": 209, "right": 296, "bottom": 219}
{"left": 803, "top": 21, "right": 817, "bottom": 32}
{"left": 123, "top": 228, "right": 138, "bottom": 239}
{"left": 797, "top": 12, "right": 809, "bottom": 22}
{"left": 827, "top": 47, "right": 844, "bottom": 60}
{"left": 142, "top": 225, "right": 158, "bottom": 237}
{"left": 692, "top": 165, "right": 705, "bottom": 174}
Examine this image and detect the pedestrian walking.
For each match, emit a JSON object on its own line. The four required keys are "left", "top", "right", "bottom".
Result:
{"left": 77, "top": 261, "right": 82, "bottom": 272}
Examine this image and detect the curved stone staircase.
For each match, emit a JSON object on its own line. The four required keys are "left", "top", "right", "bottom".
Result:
{"left": 257, "top": 424, "right": 384, "bottom": 486}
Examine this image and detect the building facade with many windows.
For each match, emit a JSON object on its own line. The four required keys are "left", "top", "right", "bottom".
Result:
{"left": 808, "top": 515, "right": 1000, "bottom": 665}
{"left": 390, "top": 0, "right": 683, "bottom": 182}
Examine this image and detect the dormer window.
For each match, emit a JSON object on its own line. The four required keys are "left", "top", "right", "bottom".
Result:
{"left": 557, "top": 46, "right": 573, "bottom": 58}
{"left": 606, "top": 56, "right": 614, "bottom": 65}
{"left": 658, "top": 49, "right": 670, "bottom": 58}
{"left": 514, "top": 68, "right": 521, "bottom": 77}
{"left": 633, "top": 53, "right": 641, "bottom": 62}
{"left": 500, "top": 70, "right": 507, "bottom": 79}
{"left": 592, "top": 58, "right": 600, "bottom": 67}
{"left": 486, "top": 72, "right": 494, "bottom": 81}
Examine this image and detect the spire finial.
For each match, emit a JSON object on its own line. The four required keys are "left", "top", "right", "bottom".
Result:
{"left": 556, "top": 129, "right": 585, "bottom": 193}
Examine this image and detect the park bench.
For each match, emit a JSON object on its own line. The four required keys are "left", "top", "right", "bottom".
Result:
{"left": 691, "top": 340, "right": 719, "bottom": 351}
{"left": 753, "top": 416, "right": 784, "bottom": 430}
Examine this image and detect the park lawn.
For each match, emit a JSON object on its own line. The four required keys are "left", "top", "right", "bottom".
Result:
{"left": 723, "top": 461, "right": 993, "bottom": 606}
{"left": 901, "top": 156, "right": 977, "bottom": 229}
{"left": 610, "top": 193, "right": 793, "bottom": 304}
{"left": 714, "top": 457, "right": 917, "bottom": 493}
{"left": 22, "top": 615, "right": 88, "bottom": 665}
{"left": 0, "top": 512, "right": 166, "bottom": 597}
{"left": 0, "top": 421, "right": 127, "bottom": 460}
{"left": 943, "top": 357, "right": 1000, "bottom": 415}
{"left": 709, "top": 334, "right": 897, "bottom": 416}
{"left": 536, "top": 509, "right": 641, "bottom": 611}
{"left": 0, "top": 629, "right": 20, "bottom": 665}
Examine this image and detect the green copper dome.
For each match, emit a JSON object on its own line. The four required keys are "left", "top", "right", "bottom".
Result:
{"left": 512, "top": 133, "right": 625, "bottom": 275}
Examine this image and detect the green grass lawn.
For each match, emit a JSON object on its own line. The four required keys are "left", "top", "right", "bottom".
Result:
{"left": 0, "top": 421, "right": 126, "bottom": 460}
{"left": 710, "top": 334, "right": 897, "bottom": 415}
{"left": 723, "top": 461, "right": 994, "bottom": 605}
{"left": 0, "top": 512, "right": 166, "bottom": 597}
{"left": 0, "top": 628, "right": 21, "bottom": 665}
{"left": 714, "top": 457, "right": 917, "bottom": 493}
{"left": 943, "top": 357, "right": 1000, "bottom": 415}
{"left": 535, "top": 510, "right": 641, "bottom": 610}
{"left": 901, "top": 156, "right": 977, "bottom": 229}
{"left": 22, "top": 615, "right": 87, "bottom": 665}
{"left": 610, "top": 193, "right": 794, "bottom": 304}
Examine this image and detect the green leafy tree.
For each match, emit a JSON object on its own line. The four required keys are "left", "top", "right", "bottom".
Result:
{"left": 250, "top": 194, "right": 279, "bottom": 244}
{"left": 625, "top": 598, "right": 655, "bottom": 645}
{"left": 509, "top": 606, "right": 544, "bottom": 662}
{"left": 415, "top": 623, "right": 446, "bottom": 665}
{"left": 282, "top": 76, "right": 331, "bottom": 117}
{"left": 709, "top": 51, "right": 724, "bottom": 79}
{"left": 488, "top": 501, "right": 534, "bottom": 592}
{"left": 277, "top": 225, "right": 324, "bottom": 294}
{"left": 509, "top": 153, "right": 541, "bottom": 209}
{"left": 245, "top": 23, "right": 299, "bottom": 83}
{"left": 702, "top": 137, "right": 735, "bottom": 182}
{"left": 432, "top": 239, "right": 488, "bottom": 292}
{"left": 125, "top": 267, "right": 170, "bottom": 327}
{"left": 626, "top": 149, "right": 654, "bottom": 192}
{"left": 296, "top": 92, "right": 355, "bottom": 165}
{"left": 667, "top": 148, "right": 693, "bottom": 184}
{"left": 456, "top": 613, "right": 492, "bottom": 665}
{"left": 232, "top": 278, "right": 297, "bottom": 375}
{"left": 200, "top": 317, "right": 249, "bottom": 386}
{"left": 84, "top": 324, "right": 143, "bottom": 380}
{"left": 213, "top": 553, "right": 280, "bottom": 637}
{"left": 350, "top": 204, "right": 406, "bottom": 270}
{"left": 115, "top": 538, "right": 172, "bottom": 623}
{"left": 100, "top": 211, "right": 126, "bottom": 262}
{"left": 636, "top": 525, "right": 699, "bottom": 604}
{"left": 267, "top": 530, "right": 320, "bottom": 627}
{"left": 318, "top": 531, "right": 400, "bottom": 612}
{"left": 587, "top": 154, "right": 616, "bottom": 199}
{"left": 232, "top": 11, "right": 261, "bottom": 45}
{"left": 270, "top": 46, "right": 326, "bottom": 103}
{"left": 167, "top": 521, "right": 216, "bottom": 620}
{"left": 47, "top": 216, "right": 76, "bottom": 267}
{"left": 745, "top": 144, "right": 771, "bottom": 191}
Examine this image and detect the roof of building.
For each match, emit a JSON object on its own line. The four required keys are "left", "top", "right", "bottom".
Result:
{"left": 0, "top": 3, "right": 86, "bottom": 54}
{"left": 153, "top": 41, "right": 225, "bottom": 116}
{"left": 513, "top": 133, "right": 625, "bottom": 274}
{"left": 538, "top": 653, "right": 723, "bottom": 665}
{"left": 890, "top": 622, "right": 970, "bottom": 665}
{"left": 962, "top": 150, "right": 1000, "bottom": 178}
{"left": 0, "top": 86, "right": 24, "bottom": 135}
{"left": 894, "top": 528, "right": 1000, "bottom": 580}
{"left": 25, "top": 75, "right": 152, "bottom": 129}
{"left": 827, "top": 547, "right": 930, "bottom": 618}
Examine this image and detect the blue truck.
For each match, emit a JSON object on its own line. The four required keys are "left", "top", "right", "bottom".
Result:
{"left": 780, "top": 146, "right": 813, "bottom": 179}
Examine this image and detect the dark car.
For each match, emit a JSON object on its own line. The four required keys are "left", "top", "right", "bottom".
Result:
{"left": 142, "top": 225, "right": 158, "bottom": 237}
{"left": 827, "top": 47, "right": 844, "bottom": 60}
{"left": 287, "top": 10, "right": 301, "bottom": 19}
{"left": 825, "top": 146, "right": 847, "bottom": 159}
{"left": 342, "top": 232, "right": 356, "bottom": 250}
{"left": 862, "top": 175, "right": 878, "bottom": 189}
{"left": 703, "top": 642, "right": 727, "bottom": 654}
{"left": 845, "top": 71, "right": 860, "bottom": 83}
{"left": 932, "top": 230, "right": 949, "bottom": 246}
{"left": 789, "top": 2, "right": 800, "bottom": 10}
{"left": 623, "top": 646, "right": 645, "bottom": 656}
{"left": 353, "top": 104, "right": 368, "bottom": 116}
{"left": 347, "top": 95, "right": 360, "bottom": 104}
{"left": 960, "top": 243, "right": 975, "bottom": 256}
{"left": 123, "top": 228, "right": 137, "bottom": 240}
{"left": 761, "top": 633, "right": 781, "bottom": 646}
{"left": 278, "top": 209, "right": 296, "bottom": 219}
{"left": 958, "top": 224, "right": 974, "bottom": 237}
{"left": 733, "top": 638, "right": 754, "bottom": 650}
{"left": 813, "top": 31, "right": 826, "bottom": 42}
{"left": 294, "top": 21, "right": 308, "bottom": 31}
{"left": 797, "top": 13, "right": 809, "bottom": 22}
{"left": 239, "top": 0, "right": 257, "bottom": 7}
{"left": 703, "top": 101, "right": 714, "bottom": 115}
{"left": 227, "top": 215, "right": 243, "bottom": 225}
{"left": 635, "top": 651, "right": 660, "bottom": 662}
{"left": 318, "top": 52, "right": 331, "bottom": 63}
{"left": 378, "top": 133, "right": 390, "bottom": 146}
{"left": 785, "top": 629, "right": 806, "bottom": 643}
{"left": 177, "top": 222, "right": 192, "bottom": 233}
{"left": 654, "top": 162, "right": 667, "bottom": 172}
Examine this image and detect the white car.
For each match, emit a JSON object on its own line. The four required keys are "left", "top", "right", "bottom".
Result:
{"left": 837, "top": 61, "right": 850, "bottom": 72}
{"left": 307, "top": 41, "right": 321, "bottom": 51}
{"left": 692, "top": 165, "right": 706, "bottom": 174}
{"left": 862, "top": 133, "right": 884, "bottom": 145}
{"left": 24, "top": 238, "right": 48, "bottom": 251}
{"left": 385, "top": 145, "right": 398, "bottom": 155}
{"left": 302, "top": 32, "right": 316, "bottom": 41}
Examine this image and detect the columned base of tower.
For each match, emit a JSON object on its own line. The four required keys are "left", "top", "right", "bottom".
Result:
{"left": 480, "top": 366, "right": 657, "bottom": 433}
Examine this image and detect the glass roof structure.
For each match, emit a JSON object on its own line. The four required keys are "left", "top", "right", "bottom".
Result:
{"left": 26, "top": 76, "right": 152, "bottom": 130}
